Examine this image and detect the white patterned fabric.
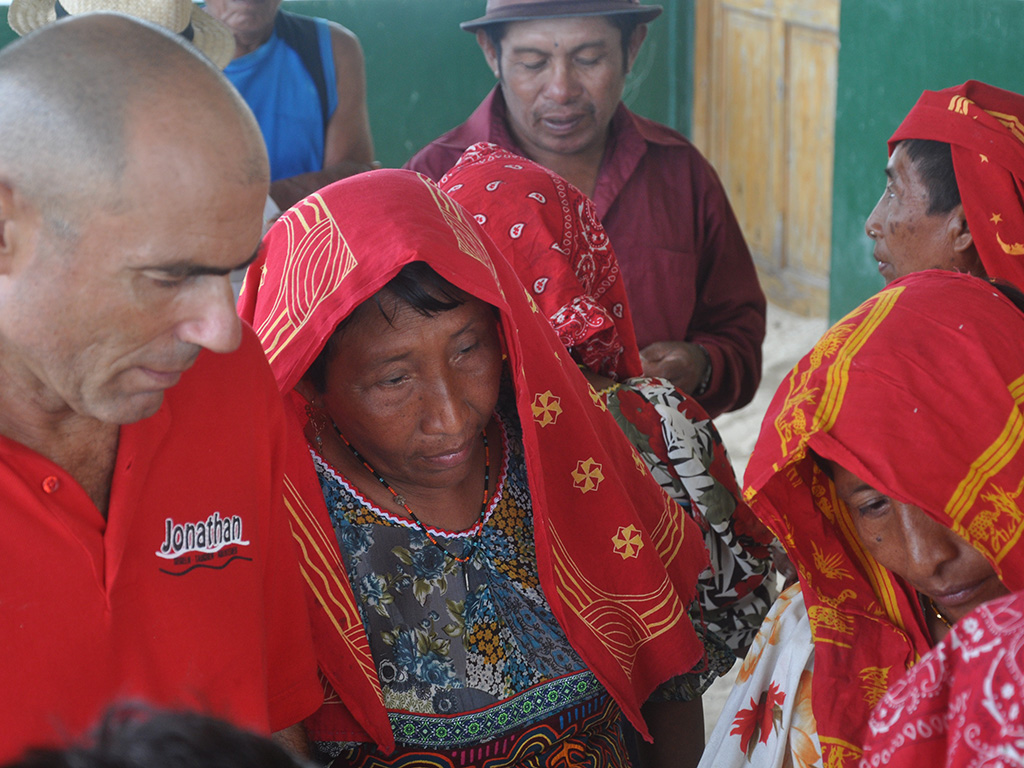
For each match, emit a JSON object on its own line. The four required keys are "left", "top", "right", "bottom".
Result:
{"left": 700, "top": 584, "right": 822, "bottom": 768}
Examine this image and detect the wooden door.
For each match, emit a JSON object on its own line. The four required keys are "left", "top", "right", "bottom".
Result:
{"left": 693, "top": 0, "right": 839, "bottom": 316}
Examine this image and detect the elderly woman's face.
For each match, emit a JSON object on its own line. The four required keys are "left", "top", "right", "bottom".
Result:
{"left": 831, "top": 464, "right": 1008, "bottom": 623}
{"left": 318, "top": 291, "right": 503, "bottom": 494}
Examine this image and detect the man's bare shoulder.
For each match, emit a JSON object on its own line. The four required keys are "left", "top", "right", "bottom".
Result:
{"left": 324, "top": 19, "right": 364, "bottom": 58}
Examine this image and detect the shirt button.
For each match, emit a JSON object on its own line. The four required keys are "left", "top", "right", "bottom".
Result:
{"left": 42, "top": 476, "right": 59, "bottom": 494}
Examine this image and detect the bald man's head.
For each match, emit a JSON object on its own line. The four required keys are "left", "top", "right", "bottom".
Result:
{"left": 0, "top": 15, "right": 270, "bottom": 426}
{"left": 0, "top": 13, "right": 268, "bottom": 227}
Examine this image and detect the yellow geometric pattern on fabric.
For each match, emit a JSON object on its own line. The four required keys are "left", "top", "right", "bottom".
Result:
{"left": 649, "top": 492, "right": 688, "bottom": 565}
{"left": 858, "top": 666, "right": 891, "bottom": 707}
{"left": 814, "top": 287, "right": 903, "bottom": 434}
{"left": 986, "top": 108, "right": 1024, "bottom": 146}
{"left": 531, "top": 390, "right": 563, "bottom": 427}
{"left": 632, "top": 450, "right": 648, "bottom": 475}
{"left": 589, "top": 386, "right": 608, "bottom": 412}
{"left": 972, "top": 476, "right": 1024, "bottom": 553}
{"left": 812, "top": 541, "right": 853, "bottom": 581}
{"left": 823, "top": 468, "right": 911, "bottom": 636}
{"left": 256, "top": 193, "right": 357, "bottom": 365}
{"left": 821, "top": 738, "right": 862, "bottom": 768}
{"left": 524, "top": 289, "right": 541, "bottom": 314}
{"left": 946, "top": 374, "right": 1024, "bottom": 565}
{"left": 419, "top": 174, "right": 499, "bottom": 285}
{"left": 282, "top": 473, "right": 384, "bottom": 705}
{"left": 548, "top": 523, "right": 686, "bottom": 677}
{"left": 571, "top": 458, "right": 604, "bottom": 494}
{"left": 771, "top": 289, "right": 901, "bottom": 459}
{"left": 612, "top": 525, "right": 644, "bottom": 559}
{"left": 808, "top": 588, "right": 856, "bottom": 647}
{"left": 948, "top": 94, "right": 973, "bottom": 115}
{"left": 997, "top": 231, "right": 1024, "bottom": 255}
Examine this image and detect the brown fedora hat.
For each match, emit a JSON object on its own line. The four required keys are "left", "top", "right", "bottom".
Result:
{"left": 461, "top": 0, "right": 662, "bottom": 31}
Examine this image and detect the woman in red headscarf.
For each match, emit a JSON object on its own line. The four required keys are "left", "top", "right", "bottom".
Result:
{"left": 700, "top": 271, "right": 1024, "bottom": 768}
{"left": 237, "top": 169, "right": 712, "bottom": 766}
{"left": 866, "top": 80, "right": 1024, "bottom": 287}
{"left": 441, "top": 142, "right": 776, "bottom": 664}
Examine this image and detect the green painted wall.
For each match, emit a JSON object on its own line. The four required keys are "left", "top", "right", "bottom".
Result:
{"left": 0, "top": 8, "right": 17, "bottom": 47}
{"left": 830, "top": 0, "right": 1024, "bottom": 323}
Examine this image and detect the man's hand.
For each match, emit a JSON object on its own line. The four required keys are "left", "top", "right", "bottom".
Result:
{"left": 640, "top": 341, "right": 710, "bottom": 395}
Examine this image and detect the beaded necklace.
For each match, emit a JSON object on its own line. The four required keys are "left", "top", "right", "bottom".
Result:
{"left": 334, "top": 425, "right": 490, "bottom": 583}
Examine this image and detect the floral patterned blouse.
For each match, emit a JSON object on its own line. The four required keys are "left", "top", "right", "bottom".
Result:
{"left": 310, "top": 396, "right": 630, "bottom": 766}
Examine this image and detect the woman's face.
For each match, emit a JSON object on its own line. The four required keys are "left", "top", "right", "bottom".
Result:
{"left": 316, "top": 291, "right": 503, "bottom": 494}
{"left": 832, "top": 464, "right": 1009, "bottom": 623}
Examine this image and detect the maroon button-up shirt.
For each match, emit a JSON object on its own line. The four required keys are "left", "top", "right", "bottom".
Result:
{"left": 406, "top": 89, "right": 766, "bottom": 416}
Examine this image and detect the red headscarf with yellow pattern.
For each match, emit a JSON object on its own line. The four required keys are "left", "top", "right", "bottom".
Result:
{"left": 890, "top": 80, "right": 1024, "bottom": 287}
{"left": 744, "top": 270, "right": 1024, "bottom": 766}
{"left": 237, "top": 169, "right": 709, "bottom": 750}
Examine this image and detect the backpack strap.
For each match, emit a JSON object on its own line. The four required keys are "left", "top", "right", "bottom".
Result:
{"left": 273, "top": 10, "right": 330, "bottom": 134}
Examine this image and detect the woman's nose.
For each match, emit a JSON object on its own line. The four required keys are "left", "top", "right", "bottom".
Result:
{"left": 421, "top": 373, "right": 470, "bottom": 434}
{"left": 899, "top": 507, "right": 961, "bottom": 583}
{"left": 865, "top": 195, "right": 886, "bottom": 240}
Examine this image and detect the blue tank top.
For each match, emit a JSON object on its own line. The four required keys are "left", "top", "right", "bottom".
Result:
{"left": 224, "top": 12, "right": 339, "bottom": 182}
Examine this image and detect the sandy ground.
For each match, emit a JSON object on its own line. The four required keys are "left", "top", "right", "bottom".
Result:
{"left": 700, "top": 302, "right": 828, "bottom": 741}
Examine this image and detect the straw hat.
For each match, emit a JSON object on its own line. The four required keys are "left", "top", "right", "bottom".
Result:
{"left": 7, "top": 0, "right": 237, "bottom": 69}
{"left": 462, "top": 0, "right": 662, "bottom": 31}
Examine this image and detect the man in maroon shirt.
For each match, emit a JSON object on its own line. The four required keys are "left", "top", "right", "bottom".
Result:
{"left": 407, "top": 0, "right": 765, "bottom": 417}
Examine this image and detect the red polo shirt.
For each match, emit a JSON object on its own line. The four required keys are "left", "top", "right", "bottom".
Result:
{"left": 0, "top": 326, "right": 321, "bottom": 761}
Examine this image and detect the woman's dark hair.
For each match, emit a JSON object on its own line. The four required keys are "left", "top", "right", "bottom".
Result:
{"left": 305, "top": 261, "right": 466, "bottom": 393}
{"left": 901, "top": 138, "right": 961, "bottom": 215}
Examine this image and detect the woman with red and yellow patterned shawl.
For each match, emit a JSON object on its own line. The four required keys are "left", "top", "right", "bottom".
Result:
{"left": 700, "top": 270, "right": 1024, "bottom": 768}
{"left": 237, "top": 169, "right": 710, "bottom": 766}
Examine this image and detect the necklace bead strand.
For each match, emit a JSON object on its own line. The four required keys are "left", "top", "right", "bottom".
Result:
{"left": 333, "top": 425, "right": 490, "bottom": 565}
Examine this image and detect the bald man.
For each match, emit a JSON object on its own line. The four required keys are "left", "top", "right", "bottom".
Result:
{"left": 0, "top": 15, "right": 322, "bottom": 759}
